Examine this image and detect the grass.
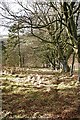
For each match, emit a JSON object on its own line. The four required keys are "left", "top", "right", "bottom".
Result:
{"left": 1, "top": 71, "right": 80, "bottom": 119}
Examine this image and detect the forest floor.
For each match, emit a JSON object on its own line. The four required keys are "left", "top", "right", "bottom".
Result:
{"left": 0, "top": 68, "right": 80, "bottom": 120}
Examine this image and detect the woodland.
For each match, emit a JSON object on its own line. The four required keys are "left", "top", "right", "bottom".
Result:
{"left": 0, "top": 1, "right": 80, "bottom": 120}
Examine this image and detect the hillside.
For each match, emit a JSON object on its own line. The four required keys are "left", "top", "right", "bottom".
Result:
{"left": 1, "top": 69, "right": 80, "bottom": 120}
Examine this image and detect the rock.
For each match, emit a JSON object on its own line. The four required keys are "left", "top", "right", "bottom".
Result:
{"left": 36, "top": 84, "right": 44, "bottom": 89}
{"left": 15, "top": 74, "right": 19, "bottom": 77}
{"left": 42, "top": 113, "right": 52, "bottom": 118}
{"left": 75, "top": 81, "right": 80, "bottom": 87}
{"left": 46, "top": 87, "right": 51, "bottom": 92}
{"left": 57, "top": 82, "right": 65, "bottom": 89}
{"left": 33, "top": 112, "right": 40, "bottom": 118}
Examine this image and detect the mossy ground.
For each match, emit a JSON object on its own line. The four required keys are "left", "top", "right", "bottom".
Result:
{"left": 0, "top": 69, "right": 80, "bottom": 119}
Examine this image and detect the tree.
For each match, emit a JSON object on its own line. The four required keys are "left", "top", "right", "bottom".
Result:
{"left": 6, "top": 21, "right": 24, "bottom": 67}
{"left": 1, "top": 40, "right": 6, "bottom": 67}
{"left": 27, "top": 1, "right": 80, "bottom": 77}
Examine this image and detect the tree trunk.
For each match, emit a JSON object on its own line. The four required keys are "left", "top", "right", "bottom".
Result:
{"left": 18, "top": 23, "right": 22, "bottom": 68}
{"left": 52, "top": 59, "right": 56, "bottom": 70}
{"left": 22, "top": 54, "right": 25, "bottom": 67}
{"left": 18, "top": 43, "right": 22, "bottom": 68}
{"left": 62, "top": 59, "right": 70, "bottom": 72}
{"left": 70, "top": 52, "right": 75, "bottom": 76}
{"left": 78, "top": 40, "right": 80, "bottom": 82}
{"left": 66, "top": 64, "right": 70, "bottom": 72}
